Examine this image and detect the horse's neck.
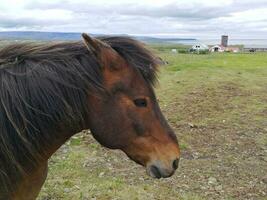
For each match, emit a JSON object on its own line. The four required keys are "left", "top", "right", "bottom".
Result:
{"left": 41, "top": 127, "right": 83, "bottom": 161}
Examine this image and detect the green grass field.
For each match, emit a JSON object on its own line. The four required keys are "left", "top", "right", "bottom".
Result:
{"left": 1, "top": 41, "right": 266, "bottom": 199}
{"left": 37, "top": 49, "right": 267, "bottom": 200}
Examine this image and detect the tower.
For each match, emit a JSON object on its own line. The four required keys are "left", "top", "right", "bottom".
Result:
{"left": 221, "top": 35, "right": 228, "bottom": 47}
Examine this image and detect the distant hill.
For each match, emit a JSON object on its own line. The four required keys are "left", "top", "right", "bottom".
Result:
{"left": 0, "top": 31, "right": 196, "bottom": 44}
{"left": 0, "top": 31, "right": 85, "bottom": 41}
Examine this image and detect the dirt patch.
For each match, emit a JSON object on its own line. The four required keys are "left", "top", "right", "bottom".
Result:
{"left": 161, "top": 81, "right": 267, "bottom": 199}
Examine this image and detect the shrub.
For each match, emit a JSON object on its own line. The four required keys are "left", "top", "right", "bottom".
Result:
{"left": 178, "top": 49, "right": 189, "bottom": 54}
{"left": 198, "top": 49, "right": 209, "bottom": 54}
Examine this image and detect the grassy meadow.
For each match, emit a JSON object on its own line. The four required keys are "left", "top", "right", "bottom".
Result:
{"left": 38, "top": 48, "right": 267, "bottom": 200}
{"left": 1, "top": 41, "right": 266, "bottom": 199}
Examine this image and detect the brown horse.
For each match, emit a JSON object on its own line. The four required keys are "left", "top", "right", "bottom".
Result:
{"left": 0, "top": 34, "right": 180, "bottom": 200}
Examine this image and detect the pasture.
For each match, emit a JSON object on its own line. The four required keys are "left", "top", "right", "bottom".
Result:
{"left": 1, "top": 41, "right": 266, "bottom": 199}
{"left": 38, "top": 50, "right": 266, "bottom": 200}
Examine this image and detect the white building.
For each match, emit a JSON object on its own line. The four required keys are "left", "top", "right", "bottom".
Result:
{"left": 209, "top": 45, "right": 225, "bottom": 52}
{"left": 210, "top": 45, "right": 239, "bottom": 53}
{"left": 190, "top": 43, "right": 209, "bottom": 52}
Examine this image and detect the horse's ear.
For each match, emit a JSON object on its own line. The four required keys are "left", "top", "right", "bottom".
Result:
{"left": 82, "top": 33, "right": 101, "bottom": 57}
{"left": 82, "top": 33, "right": 111, "bottom": 57}
{"left": 82, "top": 33, "right": 121, "bottom": 70}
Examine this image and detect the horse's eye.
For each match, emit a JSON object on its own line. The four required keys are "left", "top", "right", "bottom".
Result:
{"left": 134, "top": 98, "right": 147, "bottom": 107}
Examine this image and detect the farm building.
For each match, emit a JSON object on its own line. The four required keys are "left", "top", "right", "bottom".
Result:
{"left": 225, "top": 47, "right": 239, "bottom": 53}
{"left": 210, "top": 45, "right": 239, "bottom": 53}
{"left": 190, "top": 43, "right": 208, "bottom": 52}
{"left": 209, "top": 45, "right": 225, "bottom": 52}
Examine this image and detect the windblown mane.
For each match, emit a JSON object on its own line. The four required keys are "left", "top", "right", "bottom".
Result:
{"left": 0, "top": 36, "right": 158, "bottom": 196}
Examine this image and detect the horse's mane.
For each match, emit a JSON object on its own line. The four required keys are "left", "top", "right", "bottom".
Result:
{"left": 0, "top": 36, "right": 158, "bottom": 196}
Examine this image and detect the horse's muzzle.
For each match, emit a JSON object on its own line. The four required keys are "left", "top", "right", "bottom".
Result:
{"left": 146, "top": 158, "right": 180, "bottom": 178}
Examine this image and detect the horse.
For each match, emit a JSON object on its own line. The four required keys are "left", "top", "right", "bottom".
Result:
{"left": 0, "top": 33, "right": 180, "bottom": 200}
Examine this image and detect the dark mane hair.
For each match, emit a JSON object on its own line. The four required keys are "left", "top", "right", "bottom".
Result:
{"left": 0, "top": 36, "right": 158, "bottom": 196}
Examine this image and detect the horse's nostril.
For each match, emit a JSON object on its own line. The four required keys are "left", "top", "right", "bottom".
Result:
{"left": 172, "top": 158, "right": 179, "bottom": 170}
{"left": 150, "top": 165, "right": 162, "bottom": 179}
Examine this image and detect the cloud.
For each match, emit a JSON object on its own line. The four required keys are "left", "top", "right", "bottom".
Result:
{"left": 1, "top": 0, "right": 267, "bottom": 38}
{"left": 26, "top": 0, "right": 267, "bottom": 20}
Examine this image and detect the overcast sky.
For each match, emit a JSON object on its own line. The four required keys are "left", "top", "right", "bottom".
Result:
{"left": 1, "top": 0, "right": 267, "bottom": 39}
